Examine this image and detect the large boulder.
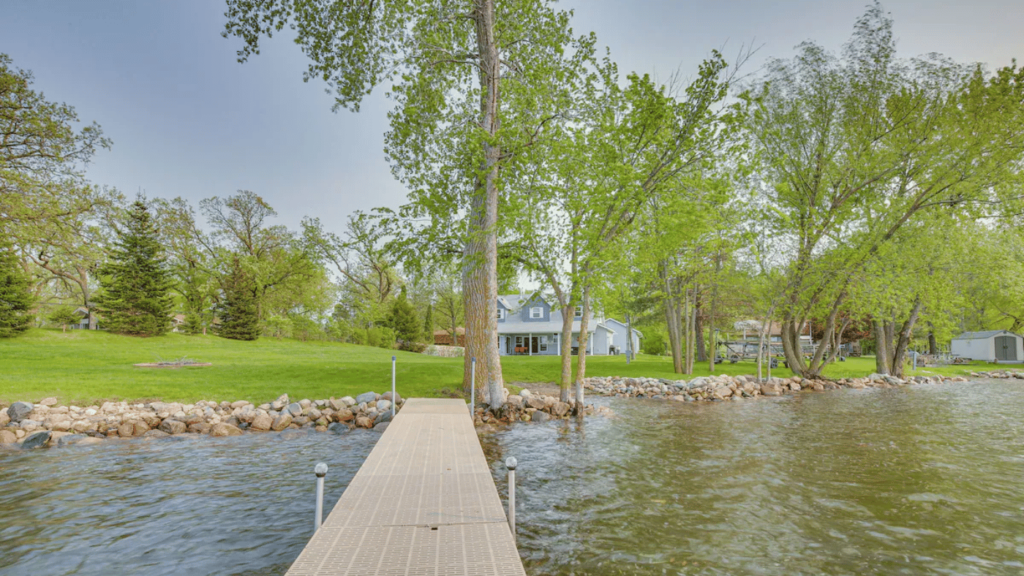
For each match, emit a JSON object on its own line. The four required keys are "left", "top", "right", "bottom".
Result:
{"left": 506, "top": 395, "right": 524, "bottom": 409}
{"left": 210, "top": 423, "right": 243, "bottom": 437}
{"left": 333, "top": 409, "right": 355, "bottom": 423}
{"left": 551, "top": 402, "right": 571, "bottom": 417}
{"left": 760, "top": 381, "right": 784, "bottom": 396}
{"left": 531, "top": 411, "right": 550, "bottom": 423}
{"left": 286, "top": 403, "right": 303, "bottom": 417}
{"left": 381, "top": 391, "right": 402, "bottom": 405}
{"left": 270, "top": 394, "right": 289, "bottom": 411}
{"left": 158, "top": 419, "right": 187, "bottom": 435}
{"left": 355, "top": 416, "right": 374, "bottom": 429}
{"left": 271, "top": 414, "right": 292, "bottom": 431}
{"left": 21, "top": 431, "right": 51, "bottom": 449}
{"left": 250, "top": 412, "right": 273, "bottom": 431}
{"left": 39, "top": 397, "right": 59, "bottom": 407}
{"left": 0, "top": 430, "right": 17, "bottom": 444}
{"left": 57, "top": 434, "right": 102, "bottom": 447}
{"left": 373, "top": 422, "right": 390, "bottom": 433}
{"left": 355, "top": 392, "right": 378, "bottom": 405}
{"left": 376, "top": 399, "right": 392, "bottom": 412}
{"left": 8, "top": 402, "right": 33, "bottom": 423}
{"left": 327, "top": 422, "right": 349, "bottom": 434}
{"left": 526, "top": 396, "right": 546, "bottom": 410}
{"left": 0, "top": 408, "right": 8, "bottom": 427}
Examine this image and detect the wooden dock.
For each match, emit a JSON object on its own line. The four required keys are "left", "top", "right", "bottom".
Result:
{"left": 286, "top": 398, "right": 526, "bottom": 576}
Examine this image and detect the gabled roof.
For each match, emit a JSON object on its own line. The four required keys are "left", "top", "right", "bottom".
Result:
{"left": 605, "top": 318, "right": 644, "bottom": 337}
{"left": 953, "top": 330, "right": 1020, "bottom": 340}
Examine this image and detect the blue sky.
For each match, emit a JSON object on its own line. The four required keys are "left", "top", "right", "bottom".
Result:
{"left": 2, "top": 0, "right": 1021, "bottom": 233}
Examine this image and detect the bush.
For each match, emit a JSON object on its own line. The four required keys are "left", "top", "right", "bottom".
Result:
{"left": 640, "top": 328, "right": 667, "bottom": 355}
{"left": 399, "top": 340, "right": 427, "bottom": 353}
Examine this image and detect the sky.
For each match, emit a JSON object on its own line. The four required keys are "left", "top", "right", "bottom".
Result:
{"left": 2, "top": 0, "right": 1022, "bottom": 234}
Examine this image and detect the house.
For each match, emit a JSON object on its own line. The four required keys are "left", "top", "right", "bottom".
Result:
{"left": 171, "top": 314, "right": 187, "bottom": 332}
{"left": 951, "top": 330, "right": 1023, "bottom": 362}
{"left": 433, "top": 327, "right": 465, "bottom": 346}
{"left": 496, "top": 292, "right": 616, "bottom": 356}
{"left": 733, "top": 320, "right": 812, "bottom": 344}
{"left": 71, "top": 307, "right": 97, "bottom": 330}
{"left": 604, "top": 318, "right": 643, "bottom": 355}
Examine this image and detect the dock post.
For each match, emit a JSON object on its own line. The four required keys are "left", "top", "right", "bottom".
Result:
{"left": 505, "top": 457, "right": 517, "bottom": 540}
{"left": 470, "top": 357, "right": 476, "bottom": 418}
{"left": 391, "top": 356, "right": 396, "bottom": 419}
{"left": 314, "top": 463, "right": 328, "bottom": 532}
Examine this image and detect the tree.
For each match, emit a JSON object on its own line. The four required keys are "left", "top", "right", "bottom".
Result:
{"left": 95, "top": 200, "right": 175, "bottom": 336}
{"left": 216, "top": 257, "right": 260, "bottom": 341}
{"left": 48, "top": 305, "right": 77, "bottom": 333}
{"left": 0, "top": 243, "right": 33, "bottom": 337}
{"left": 387, "top": 287, "right": 421, "bottom": 347}
{"left": 423, "top": 303, "right": 434, "bottom": 342}
{"left": 224, "top": 0, "right": 586, "bottom": 410}
{"left": 745, "top": 4, "right": 1024, "bottom": 378}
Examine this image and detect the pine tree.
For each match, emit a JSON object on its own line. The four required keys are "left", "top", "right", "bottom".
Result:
{"left": 423, "top": 303, "right": 434, "bottom": 342}
{"left": 215, "top": 257, "right": 260, "bottom": 341}
{"left": 48, "top": 306, "right": 78, "bottom": 332}
{"left": 96, "top": 200, "right": 175, "bottom": 336}
{"left": 0, "top": 244, "right": 33, "bottom": 338}
{"left": 388, "top": 288, "right": 421, "bottom": 344}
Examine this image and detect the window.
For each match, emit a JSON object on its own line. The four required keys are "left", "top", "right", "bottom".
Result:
{"left": 575, "top": 305, "right": 584, "bottom": 317}
{"left": 530, "top": 307, "right": 543, "bottom": 319}
{"left": 497, "top": 308, "right": 505, "bottom": 320}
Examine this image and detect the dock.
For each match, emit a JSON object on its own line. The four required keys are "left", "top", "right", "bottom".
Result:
{"left": 286, "top": 398, "right": 527, "bottom": 576}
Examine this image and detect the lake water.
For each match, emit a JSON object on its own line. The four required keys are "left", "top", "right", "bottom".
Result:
{"left": 3, "top": 379, "right": 1024, "bottom": 575}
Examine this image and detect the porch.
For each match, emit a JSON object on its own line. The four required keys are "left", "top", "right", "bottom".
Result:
{"left": 498, "top": 333, "right": 594, "bottom": 356}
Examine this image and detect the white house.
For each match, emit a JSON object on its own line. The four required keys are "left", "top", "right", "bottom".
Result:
{"left": 497, "top": 293, "right": 616, "bottom": 356}
{"left": 951, "top": 330, "right": 1024, "bottom": 362}
{"left": 604, "top": 318, "right": 642, "bottom": 355}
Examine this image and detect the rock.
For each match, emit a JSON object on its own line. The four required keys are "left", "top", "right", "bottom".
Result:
{"left": 356, "top": 392, "right": 378, "bottom": 405}
{"left": 551, "top": 402, "right": 571, "bottom": 417}
{"left": 230, "top": 400, "right": 249, "bottom": 409}
{"left": 117, "top": 422, "right": 135, "bottom": 437}
{"left": 519, "top": 389, "right": 532, "bottom": 397}
{"left": 327, "top": 422, "right": 349, "bottom": 434}
{"left": 381, "top": 391, "right": 402, "bottom": 404}
{"left": 531, "top": 411, "right": 550, "bottom": 423}
{"left": 293, "top": 416, "right": 310, "bottom": 426}
{"left": 355, "top": 416, "right": 374, "bottom": 429}
{"left": 373, "top": 422, "right": 390, "bottom": 433}
{"left": 0, "top": 430, "right": 17, "bottom": 444}
{"left": 506, "top": 395, "right": 524, "bottom": 409}
{"left": 760, "top": 382, "right": 783, "bottom": 396}
{"left": 8, "top": 402, "right": 33, "bottom": 423}
{"left": 0, "top": 408, "right": 8, "bottom": 427}
{"left": 333, "top": 408, "right": 355, "bottom": 423}
{"left": 271, "top": 414, "right": 293, "bottom": 431}
{"left": 250, "top": 412, "right": 273, "bottom": 431}
{"left": 210, "top": 423, "right": 243, "bottom": 437}
{"left": 143, "top": 429, "right": 170, "bottom": 439}
{"left": 376, "top": 399, "right": 392, "bottom": 412}
{"left": 188, "top": 422, "right": 212, "bottom": 434}
{"left": 21, "top": 431, "right": 51, "bottom": 449}
{"left": 712, "top": 386, "right": 733, "bottom": 399}
{"left": 158, "top": 419, "right": 187, "bottom": 435}
{"left": 286, "top": 403, "right": 303, "bottom": 417}
{"left": 339, "top": 396, "right": 356, "bottom": 407}
{"left": 374, "top": 411, "right": 393, "bottom": 425}
{"left": 271, "top": 394, "right": 289, "bottom": 411}
{"left": 299, "top": 399, "right": 312, "bottom": 409}
{"left": 57, "top": 434, "right": 101, "bottom": 447}
{"left": 329, "top": 398, "right": 345, "bottom": 411}
{"left": 19, "top": 419, "right": 41, "bottom": 432}
{"left": 39, "top": 397, "right": 58, "bottom": 407}
{"left": 526, "top": 396, "right": 546, "bottom": 410}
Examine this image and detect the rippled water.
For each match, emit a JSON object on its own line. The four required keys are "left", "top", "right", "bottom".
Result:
{"left": 481, "top": 379, "right": 1024, "bottom": 575}
{"left": 3, "top": 380, "right": 1024, "bottom": 575}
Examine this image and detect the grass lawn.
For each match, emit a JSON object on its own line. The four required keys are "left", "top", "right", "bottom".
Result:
{"left": 0, "top": 329, "right": 996, "bottom": 405}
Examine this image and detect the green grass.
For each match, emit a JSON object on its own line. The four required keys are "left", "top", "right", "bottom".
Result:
{"left": 0, "top": 329, "right": 997, "bottom": 406}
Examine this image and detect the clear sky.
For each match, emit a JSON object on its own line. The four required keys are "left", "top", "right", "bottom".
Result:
{"left": 2, "top": 0, "right": 1021, "bottom": 233}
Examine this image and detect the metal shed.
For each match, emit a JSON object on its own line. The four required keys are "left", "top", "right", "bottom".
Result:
{"left": 950, "top": 330, "right": 1024, "bottom": 362}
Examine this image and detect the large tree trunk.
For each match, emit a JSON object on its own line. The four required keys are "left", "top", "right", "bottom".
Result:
{"left": 707, "top": 282, "right": 717, "bottom": 373}
{"left": 928, "top": 322, "right": 939, "bottom": 355}
{"left": 873, "top": 318, "right": 889, "bottom": 375}
{"left": 685, "top": 287, "right": 696, "bottom": 374}
{"left": 781, "top": 317, "right": 805, "bottom": 377}
{"left": 573, "top": 286, "right": 591, "bottom": 410}
{"left": 559, "top": 302, "right": 574, "bottom": 403}
{"left": 462, "top": 0, "right": 504, "bottom": 410}
{"left": 890, "top": 299, "right": 922, "bottom": 378}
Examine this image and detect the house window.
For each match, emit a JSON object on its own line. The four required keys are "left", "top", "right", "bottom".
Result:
{"left": 540, "top": 342, "right": 547, "bottom": 352}
{"left": 530, "top": 307, "right": 542, "bottom": 319}
{"left": 497, "top": 309, "right": 505, "bottom": 320}
{"left": 575, "top": 305, "right": 583, "bottom": 317}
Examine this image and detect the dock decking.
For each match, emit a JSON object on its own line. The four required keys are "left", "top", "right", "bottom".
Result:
{"left": 286, "top": 398, "right": 526, "bottom": 576}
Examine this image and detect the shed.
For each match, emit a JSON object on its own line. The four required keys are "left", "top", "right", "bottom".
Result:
{"left": 951, "top": 330, "right": 1024, "bottom": 362}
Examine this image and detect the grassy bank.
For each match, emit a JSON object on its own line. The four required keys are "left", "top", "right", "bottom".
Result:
{"left": 0, "top": 329, "right": 990, "bottom": 405}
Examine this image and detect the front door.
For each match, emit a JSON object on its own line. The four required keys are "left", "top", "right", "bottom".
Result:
{"left": 531, "top": 336, "right": 539, "bottom": 354}
{"left": 996, "top": 335, "right": 1016, "bottom": 361}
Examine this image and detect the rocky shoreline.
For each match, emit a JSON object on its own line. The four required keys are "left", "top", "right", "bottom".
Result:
{"left": 0, "top": 391, "right": 406, "bottom": 450}
{"left": 583, "top": 369, "right": 1022, "bottom": 401}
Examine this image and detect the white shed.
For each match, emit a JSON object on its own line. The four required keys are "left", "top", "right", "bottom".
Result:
{"left": 950, "top": 330, "right": 1024, "bottom": 362}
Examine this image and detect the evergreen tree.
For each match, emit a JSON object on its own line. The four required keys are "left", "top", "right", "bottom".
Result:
{"left": 48, "top": 306, "right": 78, "bottom": 332}
{"left": 96, "top": 200, "right": 175, "bottom": 336}
{"left": 423, "top": 303, "right": 434, "bottom": 342}
{"left": 388, "top": 288, "right": 421, "bottom": 344}
{"left": 0, "top": 244, "right": 33, "bottom": 338}
{"left": 215, "top": 257, "right": 260, "bottom": 341}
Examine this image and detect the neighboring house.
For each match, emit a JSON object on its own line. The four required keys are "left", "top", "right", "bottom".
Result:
{"left": 71, "top": 307, "right": 97, "bottom": 330}
{"left": 951, "top": 330, "right": 1024, "bottom": 362}
{"left": 496, "top": 292, "right": 616, "bottom": 356}
{"left": 604, "top": 318, "right": 642, "bottom": 355}
{"left": 733, "top": 320, "right": 813, "bottom": 344}
{"left": 433, "top": 327, "right": 465, "bottom": 346}
{"left": 171, "top": 314, "right": 187, "bottom": 332}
